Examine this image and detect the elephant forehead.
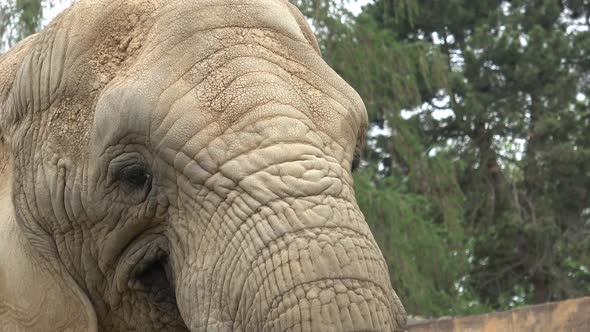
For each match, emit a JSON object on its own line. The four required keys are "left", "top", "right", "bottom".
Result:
{"left": 66, "top": 0, "right": 310, "bottom": 85}
{"left": 68, "top": 0, "right": 366, "bottom": 160}
{"left": 13, "top": 0, "right": 306, "bottom": 141}
{"left": 93, "top": 50, "right": 360, "bottom": 165}
{"left": 145, "top": 0, "right": 308, "bottom": 53}
{"left": 93, "top": 27, "right": 364, "bottom": 160}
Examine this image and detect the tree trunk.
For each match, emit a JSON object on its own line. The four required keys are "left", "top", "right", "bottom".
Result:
{"left": 532, "top": 273, "right": 549, "bottom": 304}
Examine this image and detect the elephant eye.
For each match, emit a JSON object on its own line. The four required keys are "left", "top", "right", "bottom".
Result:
{"left": 117, "top": 165, "right": 152, "bottom": 191}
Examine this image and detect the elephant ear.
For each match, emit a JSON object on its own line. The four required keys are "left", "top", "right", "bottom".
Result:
{"left": 286, "top": 1, "right": 322, "bottom": 56}
{"left": 0, "top": 40, "right": 26, "bottom": 140}
{"left": 0, "top": 37, "right": 98, "bottom": 332}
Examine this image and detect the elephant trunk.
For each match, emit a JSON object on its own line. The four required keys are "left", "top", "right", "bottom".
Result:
{"left": 165, "top": 116, "right": 405, "bottom": 330}
{"left": 173, "top": 225, "right": 405, "bottom": 331}
{"left": 169, "top": 172, "right": 405, "bottom": 330}
{"left": 235, "top": 227, "right": 405, "bottom": 331}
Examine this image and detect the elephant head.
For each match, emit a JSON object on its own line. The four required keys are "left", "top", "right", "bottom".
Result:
{"left": 0, "top": 0, "right": 406, "bottom": 330}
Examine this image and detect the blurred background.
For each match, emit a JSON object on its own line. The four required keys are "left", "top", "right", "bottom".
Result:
{"left": 1, "top": 0, "right": 589, "bottom": 318}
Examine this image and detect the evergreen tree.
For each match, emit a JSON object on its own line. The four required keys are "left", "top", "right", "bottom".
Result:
{"left": 0, "top": 0, "right": 45, "bottom": 50}
{"left": 371, "top": 0, "right": 590, "bottom": 308}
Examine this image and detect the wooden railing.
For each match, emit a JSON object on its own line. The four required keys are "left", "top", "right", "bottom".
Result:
{"left": 407, "top": 296, "right": 590, "bottom": 332}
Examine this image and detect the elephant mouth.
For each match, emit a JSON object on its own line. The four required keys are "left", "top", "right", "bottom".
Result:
{"left": 108, "top": 234, "right": 189, "bottom": 330}
{"left": 113, "top": 235, "right": 178, "bottom": 308}
{"left": 130, "top": 252, "right": 176, "bottom": 304}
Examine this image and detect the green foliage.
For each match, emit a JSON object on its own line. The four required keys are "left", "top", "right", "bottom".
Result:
{"left": 15, "top": 0, "right": 43, "bottom": 37}
{"left": 297, "top": 0, "right": 590, "bottom": 315}
{"left": 354, "top": 171, "right": 465, "bottom": 315}
{"left": 372, "top": 0, "right": 590, "bottom": 310}
{"left": 0, "top": 0, "right": 45, "bottom": 50}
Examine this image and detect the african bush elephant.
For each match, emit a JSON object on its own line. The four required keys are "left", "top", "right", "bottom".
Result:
{"left": 0, "top": 0, "right": 406, "bottom": 330}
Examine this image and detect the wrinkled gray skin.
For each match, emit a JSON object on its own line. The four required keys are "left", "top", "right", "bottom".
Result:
{"left": 0, "top": 0, "right": 406, "bottom": 330}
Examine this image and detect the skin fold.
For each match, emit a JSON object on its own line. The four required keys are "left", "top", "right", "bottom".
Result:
{"left": 0, "top": 0, "right": 406, "bottom": 331}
